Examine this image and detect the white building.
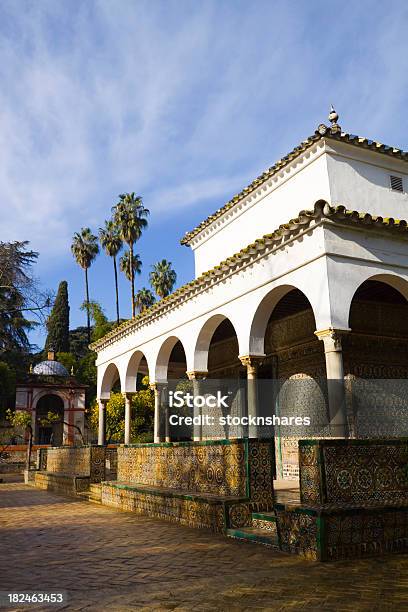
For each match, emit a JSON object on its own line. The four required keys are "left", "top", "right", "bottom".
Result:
{"left": 91, "top": 110, "right": 408, "bottom": 478}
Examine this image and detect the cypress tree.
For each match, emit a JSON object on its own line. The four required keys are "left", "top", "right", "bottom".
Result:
{"left": 45, "top": 281, "right": 70, "bottom": 353}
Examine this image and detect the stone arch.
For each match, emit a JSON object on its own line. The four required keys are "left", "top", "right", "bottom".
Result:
{"left": 124, "top": 350, "right": 150, "bottom": 393}
{"left": 248, "top": 284, "right": 317, "bottom": 356}
{"left": 348, "top": 273, "right": 408, "bottom": 327}
{"left": 99, "top": 362, "right": 122, "bottom": 400}
{"left": 344, "top": 274, "right": 408, "bottom": 438}
{"left": 32, "top": 388, "right": 68, "bottom": 411}
{"left": 193, "top": 314, "right": 240, "bottom": 373}
{"left": 155, "top": 336, "right": 187, "bottom": 382}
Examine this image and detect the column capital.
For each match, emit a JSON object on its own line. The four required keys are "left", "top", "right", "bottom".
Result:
{"left": 122, "top": 392, "right": 135, "bottom": 400}
{"left": 98, "top": 397, "right": 109, "bottom": 405}
{"left": 239, "top": 355, "right": 264, "bottom": 368}
{"left": 186, "top": 371, "right": 208, "bottom": 381}
{"left": 149, "top": 382, "right": 167, "bottom": 392}
{"left": 314, "top": 327, "right": 349, "bottom": 351}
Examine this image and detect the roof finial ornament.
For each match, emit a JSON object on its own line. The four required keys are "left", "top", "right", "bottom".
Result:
{"left": 328, "top": 104, "right": 341, "bottom": 133}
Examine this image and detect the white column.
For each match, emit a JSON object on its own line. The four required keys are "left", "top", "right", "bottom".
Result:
{"left": 98, "top": 399, "right": 107, "bottom": 446}
{"left": 164, "top": 386, "right": 170, "bottom": 443}
{"left": 31, "top": 408, "right": 37, "bottom": 445}
{"left": 315, "top": 328, "right": 348, "bottom": 438}
{"left": 124, "top": 393, "right": 132, "bottom": 445}
{"left": 150, "top": 383, "right": 162, "bottom": 443}
{"left": 240, "top": 356, "right": 262, "bottom": 439}
{"left": 187, "top": 371, "right": 208, "bottom": 441}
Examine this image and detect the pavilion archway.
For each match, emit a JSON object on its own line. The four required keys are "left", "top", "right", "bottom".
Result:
{"left": 35, "top": 393, "right": 65, "bottom": 446}
{"left": 343, "top": 276, "right": 408, "bottom": 438}
{"left": 154, "top": 336, "right": 188, "bottom": 441}
{"left": 99, "top": 363, "right": 122, "bottom": 401}
{"left": 250, "top": 286, "right": 328, "bottom": 480}
{"left": 125, "top": 350, "right": 150, "bottom": 393}
{"left": 192, "top": 314, "right": 243, "bottom": 439}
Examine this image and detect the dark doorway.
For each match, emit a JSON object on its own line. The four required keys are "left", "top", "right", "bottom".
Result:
{"left": 36, "top": 394, "right": 64, "bottom": 446}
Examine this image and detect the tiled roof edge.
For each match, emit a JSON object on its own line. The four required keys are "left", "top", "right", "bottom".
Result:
{"left": 180, "top": 128, "right": 408, "bottom": 246}
{"left": 90, "top": 199, "right": 408, "bottom": 352}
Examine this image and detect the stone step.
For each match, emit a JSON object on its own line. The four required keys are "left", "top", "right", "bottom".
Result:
{"left": 88, "top": 483, "right": 102, "bottom": 503}
{"left": 226, "top": 526, "right": 280, "bottom": 548}
{"left": 76, "top": 491, "right": 92, "bottom": 501}
{"left": 76, "top": 485, "right": 102, "bottom": 504}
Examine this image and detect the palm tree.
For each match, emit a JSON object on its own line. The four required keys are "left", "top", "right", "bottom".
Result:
{"left": 71, "top": 228, "right": 99, "bottom": 344}
{"left": 112, "top": 193, "right": 149, "bottom": 317}
{"left": 150, "top": 259, "right": 177, "bottom": 299}
{"left": 120, "top": 250, "right": 142, "bottom": 285}
{"left": 99, "top": 220, "right": 123, "bottom": 326}
{"left": 135, "top": 288, "right": 156, "bottom": 313}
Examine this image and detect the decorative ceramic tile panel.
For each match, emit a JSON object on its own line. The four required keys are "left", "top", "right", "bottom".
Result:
{"left": 117, "top": 440, "right": 249, "bottom": 497}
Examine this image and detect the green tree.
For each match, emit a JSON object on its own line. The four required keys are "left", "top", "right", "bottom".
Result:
{"left": 80, "top": 300, "right": 113, "bottom": 342}
{"left": 135, "top": 288, "right": 156, "bottom": 313}
{"left": 89, "top": 378, "right": 154, "bottom": 444}
{"left": 131, "top": 376, "right": 154, "bottom": 441}
{"left": 56, "top": 352, "right": 77, "bottom": 375}
{"left": 71, "top": 228, "right": 99, "bottom": 345}
{"left": 112, "top": 193, "right": 149, "bottom": 318}
{"left": 99, "top": 220, "right": 123, "bottom": 326}
{"left": 120, "top": 250, "right": 142, "bottom": 286}
{"left": 90, "top": 392, "right": 124, "bottom": 444}
{"left": 0, "top": 361, "right": 16, "bottom": 417}
{"left": 44, "top": 281, "right": 70, "bottom": 354}
{"left": 0, "top": 241, "right": 50, "bottom": 355}
{"left": 77, "top": 352, "right": 97, "bottom": 404}
{"left": 150, "top": 259, "right": 177, "bottom": 299}
{"left": 68, "top": 326, "right": 89, "bottom": 361}
{"left": 6, "top": 409, "right": 33, "bottom": 469}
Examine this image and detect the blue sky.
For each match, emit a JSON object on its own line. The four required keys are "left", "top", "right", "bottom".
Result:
{"left": 1, "top": 0, "right": 408, "bottom": 350}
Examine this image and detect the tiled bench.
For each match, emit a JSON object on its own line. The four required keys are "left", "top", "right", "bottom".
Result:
{"left": 35, "top": 471, "right": 90, "bottom": 496}
{"left": 101, "top": 439, "right": 275, "bottom": 533}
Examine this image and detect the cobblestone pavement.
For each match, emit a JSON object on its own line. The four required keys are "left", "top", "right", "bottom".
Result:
{"left": 1, "top": 483, "right": 408, "bottom": 611}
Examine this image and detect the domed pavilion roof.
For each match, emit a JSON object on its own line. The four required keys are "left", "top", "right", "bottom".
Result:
{"left": 33, "top": 349, "right": 69, "bottom": 377}
{"left": 33, "top": 360, "right": 69, "bottom": 377}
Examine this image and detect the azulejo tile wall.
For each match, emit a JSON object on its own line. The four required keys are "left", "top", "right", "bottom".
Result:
{"left": 46, "top": 447, "right": 91, "bottom": 476}
{"left": 299, "top": 439, "right": 408, "bottom": 505}
{"left": 276, "top": 508, "right": 319, "bottom": 560}
{"left": 39, "top": 446, "right": 108, "bottom": 483}
{"left": 293, "top": 439, "right": 408, "bottom": 560}
{"left": 117, "top": 439, "right": 250, "bottom": 497}
{"left": 103, "top": 439, "right": 275, "bottom": 533}
{"left": 90, "top": 446, "right": 106, "bottom": 483}
{"left": 101, "top": 484, "right": 226, "bottom": 532}
{"left": 34, "top": 472, "right": 90, "bottom": 495}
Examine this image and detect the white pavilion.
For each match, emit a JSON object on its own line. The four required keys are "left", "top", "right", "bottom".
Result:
{"left": 91, "top": 109, "right": 408, "bottom": 479}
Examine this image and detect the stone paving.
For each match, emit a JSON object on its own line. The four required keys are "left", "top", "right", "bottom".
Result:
{"left": 1, "top": 482, "right": 408, "bottom": 611}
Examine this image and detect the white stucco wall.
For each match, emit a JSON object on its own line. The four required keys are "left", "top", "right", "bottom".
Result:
{"left": 190, "top": 141, "right": 331, "bottom": 276}
{"left": 326, "top": 140, "right": 408, "bottom": 218}
{"left": 189, "top": 139, "right": 408, "bottom": 277}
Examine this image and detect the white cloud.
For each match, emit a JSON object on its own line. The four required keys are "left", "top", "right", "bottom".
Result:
{"left": 0, "top": 0, "right": 407, "bottom": 270}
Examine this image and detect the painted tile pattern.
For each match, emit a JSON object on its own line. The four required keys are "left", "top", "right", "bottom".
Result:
{"left": 299, "top": 440, "right": 408, "bottom": 505}
{"left": 117, "top": 440, "right": 249, "bottom": 497}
